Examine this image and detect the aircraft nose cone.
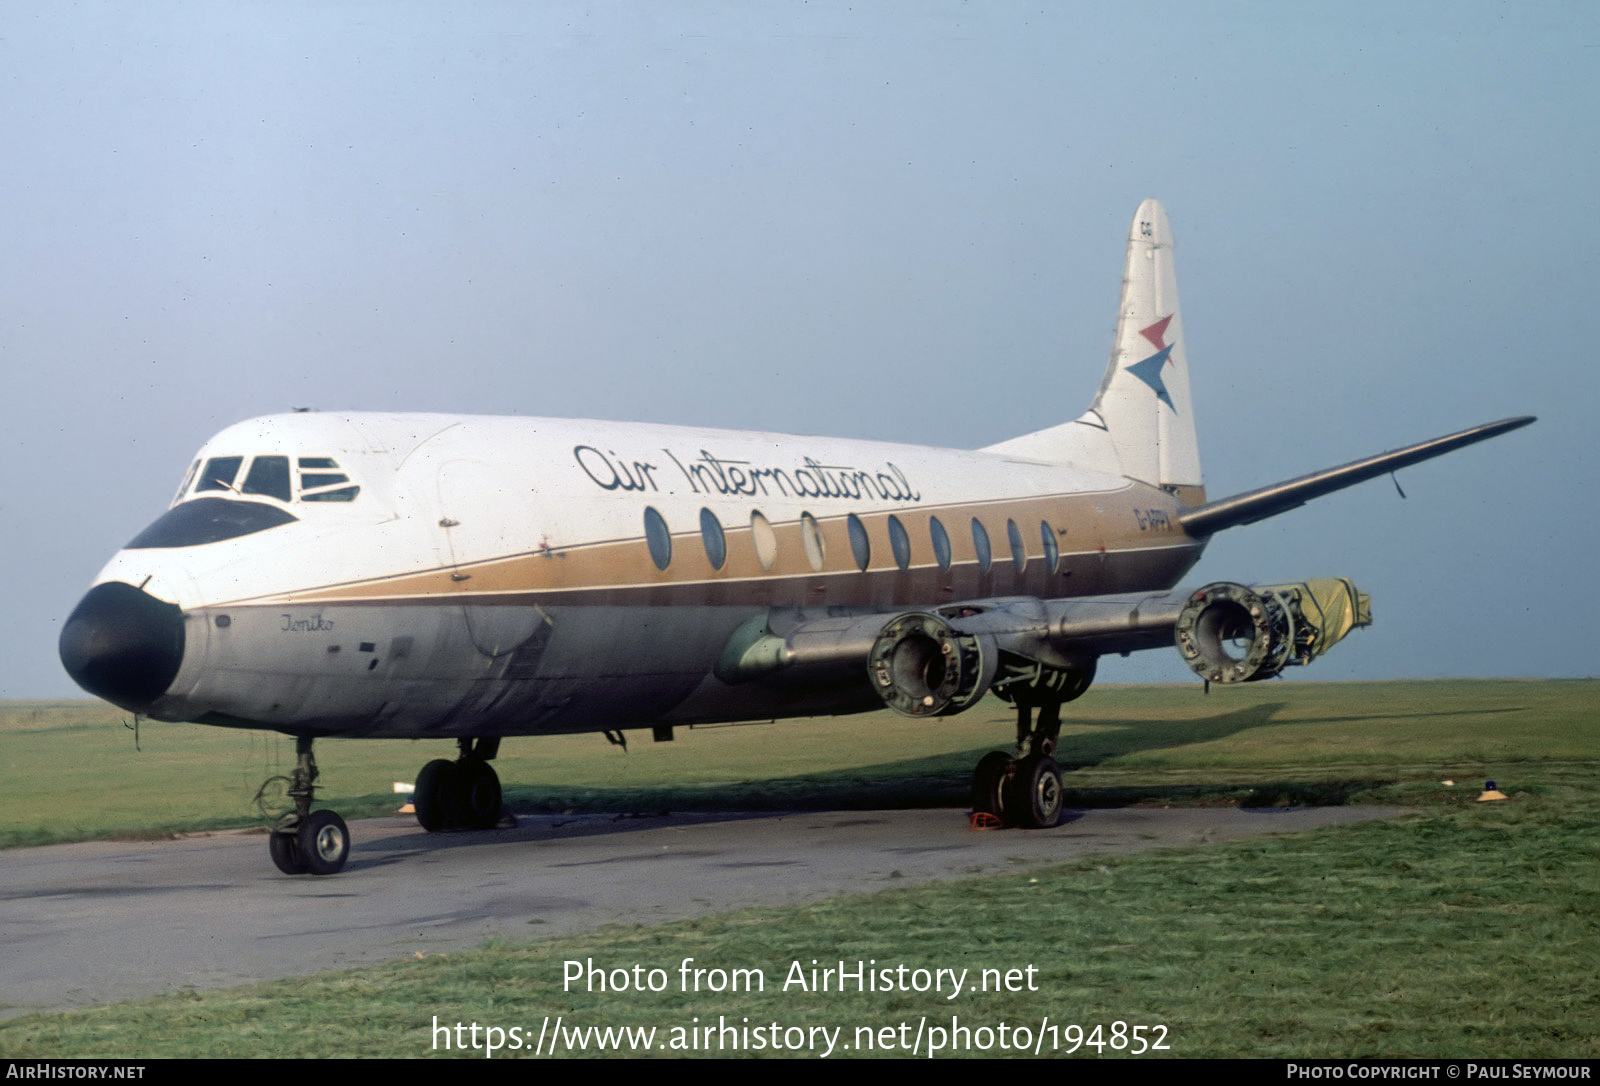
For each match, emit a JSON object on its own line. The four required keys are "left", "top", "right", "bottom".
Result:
{"left": 59, "top": 581, "right": 186, "bottom": 711}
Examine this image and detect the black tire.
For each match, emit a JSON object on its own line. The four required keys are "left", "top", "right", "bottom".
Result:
{"left": 1006, "top": 754, "right": 1064, "bottom": 829}
{"left": 971, "top": 751, "right": 1014, "bottom": 820}
{"left": 414, "top": 758, "right": 461, "bottom": 832}
{"left": 298, "top": 809, "right": 350, "bottom": 876}
{"left": 461, "top": 760, "right": 502, "bottom": 830}
{"left": 269, "top": 829, "right": 307, "bottom": 875}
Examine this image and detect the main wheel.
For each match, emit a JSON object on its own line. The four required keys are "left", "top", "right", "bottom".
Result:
{"left": 414, "top": 758, "right": 462, "bottom": 832}
{"left": 971, "top": 751, "right": 1014, "bottom": 821}
{"left": 269, "top": 829, "right": 308, "bottom": 875}
{"left": 461, "top": 760, "right": 502, "bottom": 830}
{"left": 298, "top": 809, "right": 350, "bottom": 875}
{"left": 1006, "top": 754, "right": 1064, "bottom": 829}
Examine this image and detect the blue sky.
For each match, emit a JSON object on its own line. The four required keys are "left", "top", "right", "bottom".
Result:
{"left": 3, "top": 1, "right": 1593, "bottom": 696}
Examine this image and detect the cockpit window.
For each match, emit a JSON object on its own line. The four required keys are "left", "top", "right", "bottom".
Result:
{"left": 303, "top": 486, "right": 359, "bottom": 502}
{"left": 126, "top": 498, "right": 298, "bottom": 549}
{"left": 173, "top": 460, "right": 200, "bottom": 505}
{"left": 195, "top": 456, "right": 244, "bottom": 494}
{"left": 242, "top": 456, "right": 292, "bottom": 502}
{"left": 298, "top": 457, "right": 360, "bottom": 502}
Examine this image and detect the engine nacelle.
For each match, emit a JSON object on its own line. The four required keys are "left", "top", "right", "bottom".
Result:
{"left": 1175, "top": 582, "right": 1293, "bottom": 683}
{"left": 1175, "top": 579, "right": 1371, "bottom": 683}
{"left": 867, "top": 612, "right": 996, "bottom": 716}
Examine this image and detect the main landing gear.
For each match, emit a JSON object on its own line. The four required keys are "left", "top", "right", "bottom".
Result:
{"left": 971, "top": 700, "right": 1066, "bottom": 830}
{"left": 267, "top": 736, "right": 351, "bottom": 876}
{"left": 413, "top": 737, "right": 506, "bottom": 832}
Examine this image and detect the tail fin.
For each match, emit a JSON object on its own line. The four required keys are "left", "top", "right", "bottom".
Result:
{"left": 984, "top": 199, "right": 1203, "bottom": 497}
{"left": 1084, "top": 199, "right": 1201, "bottom": 491}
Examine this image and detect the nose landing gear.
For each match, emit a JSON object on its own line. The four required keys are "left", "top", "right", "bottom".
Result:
{"left": 265, "top": 736, "right": 351, "bottom": 875}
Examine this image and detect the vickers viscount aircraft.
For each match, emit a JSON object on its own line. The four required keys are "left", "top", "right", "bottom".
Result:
{"left": 60, "top": 200, "right": 1533, "bottom": 876}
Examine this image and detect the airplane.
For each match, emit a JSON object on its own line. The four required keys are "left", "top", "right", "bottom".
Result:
{"left": 58, "top": 199, "right": 1534, "bottom": 876}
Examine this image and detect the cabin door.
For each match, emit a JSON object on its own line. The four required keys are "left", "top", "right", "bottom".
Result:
{"left": 434, "top": 459, "right": 545, "bottom": 659}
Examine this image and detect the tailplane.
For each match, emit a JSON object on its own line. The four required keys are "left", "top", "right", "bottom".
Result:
{"left": 985, "top": 199, "right": 1203, "bottom": 498}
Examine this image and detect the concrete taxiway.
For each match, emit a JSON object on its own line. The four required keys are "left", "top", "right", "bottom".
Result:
{"left": 1, "top": 805, "right": 1404, "bottom": 1017}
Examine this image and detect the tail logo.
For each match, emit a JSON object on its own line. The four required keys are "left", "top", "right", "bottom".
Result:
{"left": 1125, "top": 315, "right": 1177, "bottom": 410}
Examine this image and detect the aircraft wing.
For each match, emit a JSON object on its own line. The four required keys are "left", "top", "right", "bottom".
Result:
{"left": 1178, "top": 416, "right": 1535, "bottom": 537}
{"left": 720, "top": 577, "right": 1373, "bottom": 714}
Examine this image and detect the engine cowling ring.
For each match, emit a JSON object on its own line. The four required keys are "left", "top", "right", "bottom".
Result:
{"left": 868, "top": 612, "right": 994, "bottom": 716}
{"left": 1174, "top": 582, "right": 1293, "bottom": 683}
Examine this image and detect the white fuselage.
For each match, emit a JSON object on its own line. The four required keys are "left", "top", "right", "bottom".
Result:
{"left": 89, "top": 411, "right": 1204, "bottom": 738}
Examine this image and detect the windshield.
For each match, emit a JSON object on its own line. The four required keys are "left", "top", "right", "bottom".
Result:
{"left": 127, "top": 498, "right": 299, "bottom": 549}
{"left": 173, "top": 454, "right": 361, "bottom": 504}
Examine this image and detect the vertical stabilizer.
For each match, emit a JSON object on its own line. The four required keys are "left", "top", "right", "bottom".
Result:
{"left": 1083, "top": 199, "right": 1201, "bottom": 490}
{"left": 981, "top": 200, "right": 1203, "bottom": 498}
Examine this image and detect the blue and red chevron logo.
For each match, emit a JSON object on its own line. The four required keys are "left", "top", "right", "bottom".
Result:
{"left": 1125, "top": 315, "right": 1176, "bottom": 410}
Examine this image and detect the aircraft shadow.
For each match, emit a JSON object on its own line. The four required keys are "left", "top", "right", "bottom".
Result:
{"left": 486, "top": 699, "right": 1401, "bottom": 819}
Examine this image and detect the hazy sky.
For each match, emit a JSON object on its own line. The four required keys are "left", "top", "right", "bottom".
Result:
{"left": 3, "top": 1, "right": 1593, "bottom": 698}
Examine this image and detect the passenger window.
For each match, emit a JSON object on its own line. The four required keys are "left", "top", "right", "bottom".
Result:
{"left": 800, "top": 513, "right": 825, "bottom": 572}
{"left": 644, "top": 507, "right": 672, "bottom": 570}
{"left": 196, "top": 456, "right": 243, "bottom": 493}
{"left": 242, "top": 456, "right": 292, "bottom": 502}
{"left": 750, "top": 511, "right": 778, "bottom": 571}
{"left": 971, "top": 518, "right": 992, "bottom": 573}
{"left": 887, "top": 514, "right": 911, "bottom": 571}
{"left": 700, "top": 508, "right": 727, "bottom": 570}
{"left": 930, "top": 516, "right": 951, "bottom": 571}
{"left": 1007, "top": 518, "right": 1027, "bottom": 574}
{"left": 1040, "top": 521, "right": 1059, "bottom": 573}
{"left": 847, "top": 513, "right": 871, "bottom": 572}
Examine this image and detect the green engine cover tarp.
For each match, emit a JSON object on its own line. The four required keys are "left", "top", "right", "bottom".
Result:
{"left": 1262, "top": 578, "right": 1372, "bottom": 660}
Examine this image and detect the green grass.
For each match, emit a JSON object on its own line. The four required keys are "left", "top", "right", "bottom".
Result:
{"left": 3, "top": 680, "right": 1589, "bottom": 846}
{"left": 2, "top": 680, "right": 1597, "bottom": 1057}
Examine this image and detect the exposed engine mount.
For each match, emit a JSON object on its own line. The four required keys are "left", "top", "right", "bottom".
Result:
{"left": 990, "top": 651, "right": 1097, "bottom": 708}
{"left": 1175, "top": 579, "right": 1371, "bottom": 683}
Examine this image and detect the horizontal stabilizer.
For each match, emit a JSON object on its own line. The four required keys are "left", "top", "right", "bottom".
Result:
{"left": 1178, "top": 416, "right": 1535, "bottom": 537}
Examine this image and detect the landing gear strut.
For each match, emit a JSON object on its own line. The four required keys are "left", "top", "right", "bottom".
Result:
{"left": 971, "top": 700, "right": 1066, "bottom": 829}
{"left": 267, "top": 736, "right": 351, "bottom": 876}
{"left": 414, "top": 737, "right": 506, "bottom": 832}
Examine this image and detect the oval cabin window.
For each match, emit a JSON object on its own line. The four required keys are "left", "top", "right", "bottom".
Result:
{"left": 700, "top": 508, "right": 727, "bottom": 570}
{"left": 971, "top": 518, "right": 992, "bottom": 573}
{"left": 644, "top": 507, "right": 672, "bottom": 570}
{"left": 750, "top": 511, "right": 778, "bottom": 571}
{"left": 887, "top": 514, "right": 911, "bottom": 571}
{"left": 847, "top": 513, "right": 871, "bottom": 572}
{"left": 800, "top": 512, "right": 826, "bottom": 572}
{"left": 930, "top": 516, "right": 952, "bottom": 571}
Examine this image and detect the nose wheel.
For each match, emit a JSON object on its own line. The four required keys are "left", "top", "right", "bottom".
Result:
{"left": 266, "top": 737, "right": 351, "bottom": 875}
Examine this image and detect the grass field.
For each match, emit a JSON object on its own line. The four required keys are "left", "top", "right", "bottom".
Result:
{"left": 1, "top": 680, "right": 1597, "bottom": 1058}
